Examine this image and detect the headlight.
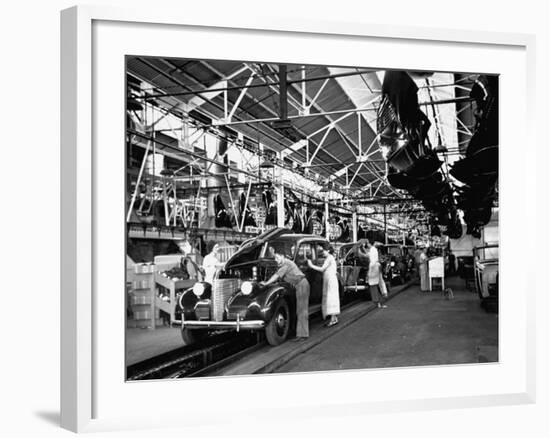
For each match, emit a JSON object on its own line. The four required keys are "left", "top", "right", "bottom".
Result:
{"left": 390, "top": 261, "right": 396, "bottom": 267}
{"left": 241, "top": 281, "right": 254, "bottom": 295}
{"left": 192, "top": 283, "right": 205, "bottom": 297}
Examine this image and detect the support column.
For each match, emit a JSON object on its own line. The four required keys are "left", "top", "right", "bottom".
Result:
{"left": 276, "top": 152, "right": 285, "bottom": 228}
{"left": 162, "top": 178, "right": 169, "bottom": 226}
{"left": 182, "top": 108, "right": 190, "bottom": 149}
{"left": 324, "top": 199, "right": 330, "bottom": 240}
{"left": 279, "top": 64, "right": 288, "bottom": 120}
{"left": 206, "top": 133, "right": 228, "bottom": 229}
{"left": 352, "top": 211, "right": 358, "bottom": 242}
{"left": 384, "top": 204, "right": 388, "bottom": 244}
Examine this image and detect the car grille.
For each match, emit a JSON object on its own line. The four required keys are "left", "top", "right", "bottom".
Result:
{"left": 212, "top": 278, "right": 241, "bottom": 321}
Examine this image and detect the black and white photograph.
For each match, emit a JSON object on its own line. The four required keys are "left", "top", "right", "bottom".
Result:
{"left": 2, "top": 0, "right": 547, "bottom": 434}
{"left": 125, "top": 57, "right": 499, "bottom": 380}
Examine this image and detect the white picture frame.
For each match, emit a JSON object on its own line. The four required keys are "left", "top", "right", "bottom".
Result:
{"left": 61, "top": 5, "right": 536, "bottom": 433}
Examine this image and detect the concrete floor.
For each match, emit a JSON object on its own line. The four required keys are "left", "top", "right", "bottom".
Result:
{"left": 276, "top": 276, "right": 498, "bottom": 373}
{"left": 126, "top": 326, "right": 182, "bottom": 366}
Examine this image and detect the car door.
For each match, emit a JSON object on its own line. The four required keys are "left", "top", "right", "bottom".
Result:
{"left": 341, "top": 247, "right": 358, "bottom": 289}
{"left": 308, "top": 242, "right": 327, "bottom": 304}
{"left": 293, "top": 242, "right": 320, "bottom": 301}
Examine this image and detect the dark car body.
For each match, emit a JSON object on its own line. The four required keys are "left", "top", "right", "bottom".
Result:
{"left": 336, "top": 242, "right": 371, "bottom": 299}
{"left": 178, "top": 228, "right": 343, "bottom": 345}
{"left": 379, "top": 244, "right": 412, "bottom": 284}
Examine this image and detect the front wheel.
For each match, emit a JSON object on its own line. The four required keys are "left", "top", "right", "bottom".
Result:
{"left": 265, "top": 299, "right": 290, "bottom": 346}
{"left": 181, "top": 327, "right": 207, "bottom": 345}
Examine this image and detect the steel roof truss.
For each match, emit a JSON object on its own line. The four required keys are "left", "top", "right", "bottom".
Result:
{"left": 348, "top": 162, "right": 364, "bottom": 187}
{"left": 308, "top": 126, "right": 333, "bottom": 165}
{"left": 336, "top": 127, "right": 360, "bottom": 160}
{"left": 226, "top": 72, "right": 256, "bottom": 123}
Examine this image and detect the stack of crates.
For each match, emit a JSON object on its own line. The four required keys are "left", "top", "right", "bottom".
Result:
{"left": 127, "top": 262, "right": 162, "bottom": 328}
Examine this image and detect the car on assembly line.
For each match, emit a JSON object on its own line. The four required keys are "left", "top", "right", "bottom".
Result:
{"left": 473, "top": 244, "right": 499, "bottom": 312}
{"left": 336, "top": 242, "right": 371, "bottom": 299}
{"left": 379, "top": 244, "right": 411, "bottom": 285}
{"left": 177, "top": 228, "right": 344, "bottom": 346}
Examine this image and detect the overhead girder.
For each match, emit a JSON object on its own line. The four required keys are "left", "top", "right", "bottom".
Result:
{"left": 131, "top": 59, "right": 364, "bottom": 204}
{"left": 132, "top": 59, "right": 474, "bottom": 207}
{"left": 164, "top": 58, "right": 353, "bottom": 186}
{"left": 245, "top": 63, "right": 376, "bottom": 188}
{"left": 198, "top": 60, "right": 370, "bottom": 187}
{"left": 137, "top": 67, "right": 376, "bottom": 101}
{"left": 253, "top": 63, "right": 378, "bottom": 189}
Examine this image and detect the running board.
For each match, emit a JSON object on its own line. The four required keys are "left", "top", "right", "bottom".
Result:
{"left": 308, "top": 304, "right": 322, "bottom": 316}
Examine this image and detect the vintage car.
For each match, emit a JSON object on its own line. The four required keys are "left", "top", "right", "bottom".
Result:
{"left": 473, "top": 244, "right": 499, "bottom": 312}
{"left": 178, "top": 228, "right": 344, "bottom": 346}
{"left": 336, "top": 242, "right": 371, "bottom": 299}
{"left": 379, "top": 244, "right": 411, "bottom": 284}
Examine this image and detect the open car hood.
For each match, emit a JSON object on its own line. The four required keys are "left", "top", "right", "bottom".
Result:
{"left": 226, "top": 227, "right": 294, "bottom": 269}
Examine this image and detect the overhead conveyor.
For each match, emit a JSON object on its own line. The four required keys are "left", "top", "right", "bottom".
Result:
{"left": 126, "top": 57, "right": 495, "bottom": 242}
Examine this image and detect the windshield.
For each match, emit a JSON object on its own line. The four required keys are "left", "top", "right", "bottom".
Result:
{"left": 387, "top": 246, "right": 401, "bottom": 256}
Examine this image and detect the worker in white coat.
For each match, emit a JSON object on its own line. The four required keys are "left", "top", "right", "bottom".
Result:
{"left": 202, "top": 241, "right": 224, "bottom": 284}
{"left": 366, "top": 239, "right": 388, "bottom": 309}
{"left": 419, "top": 248, "right": 429, "bottom": 292}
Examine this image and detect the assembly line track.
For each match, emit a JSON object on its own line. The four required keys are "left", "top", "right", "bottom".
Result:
{"left": 125, "top": 294, "right": 367, "bottom": 381}
{"left": 126, "top": 282, "right": 414, "bottom": 380}
{"left": 126, "top": 331, "right": 263, "bottom": 380}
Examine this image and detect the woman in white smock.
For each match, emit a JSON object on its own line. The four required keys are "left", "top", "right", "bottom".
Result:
{"left": 419, "top": 248, "right": 429, "bottom": 292}
{"left": 202, "top": 240, "right": 224, "bottom": 284}
{"left": 366, "top": 239, "right": 388, "bottom": 308}
{"left": 308, "top": 243, "right": 340, "bottom": 326}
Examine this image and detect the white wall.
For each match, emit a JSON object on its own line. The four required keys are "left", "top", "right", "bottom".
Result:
{"left": 1, "top": 1, "right": 548, "bottom": 438}
{"left": 450, "top": 225, "right": 482, "bottom": 257}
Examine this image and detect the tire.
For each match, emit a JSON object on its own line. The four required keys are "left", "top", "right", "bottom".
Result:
{"left": 181, "top": 327, "right": 207, "bottom": 345}
{"left": 265, "top": 299, "right": 290, "bottom": 346}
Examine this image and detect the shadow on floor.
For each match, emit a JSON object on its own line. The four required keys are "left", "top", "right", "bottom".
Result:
{"left": 34, "top": 411, "right": 59, "bottom": 426}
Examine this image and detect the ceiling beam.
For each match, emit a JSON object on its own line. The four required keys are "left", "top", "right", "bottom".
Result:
{"left": 187, "top": 64, "right": 248, "bottom": 111}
